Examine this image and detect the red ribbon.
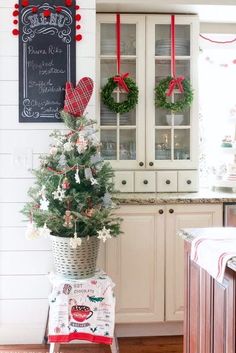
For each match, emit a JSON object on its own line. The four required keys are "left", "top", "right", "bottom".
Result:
{"left": 167, "top": 15, "right": 185, "bottom": 96}
{"left": 113, "top": 73, "right": 129, "bottom": 92}
{"left": 166, "top": 76, "right": 184, "bottom": 96}
{"left": 115, "top": 13, "right": 130, "bottom": 92}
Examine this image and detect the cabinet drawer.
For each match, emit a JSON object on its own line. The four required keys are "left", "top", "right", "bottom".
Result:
{"left": 157, "top": 171, "right": 177, "bottom": 192}
{"left": 135, "top": 171, "right": 156, "bottom": 192}
{"left": 114, "top": 172, "right": 134, "bottom": 192}
{"left": 178, "top": 170, "right": 199, "bottom": 192}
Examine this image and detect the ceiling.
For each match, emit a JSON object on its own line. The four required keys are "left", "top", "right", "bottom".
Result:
{"left": 96, "top": 0, "right": 236, "bottom": 23}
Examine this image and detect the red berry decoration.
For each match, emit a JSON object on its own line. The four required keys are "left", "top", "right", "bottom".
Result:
{"left": 75, "top": 34, "right": 82, "bottom": 41}
{"left": 56, "top": 6, "right": 62, "bottom": 13}
{"left": 75, "top": 14, "right": 81, "bottom": 21}
{"left": 22, "top": 0, "right": 29, "bottom": 6}
{"left": 65, "top": 0, "right": 73, "bottom": 6}
{"left": 13, "top": 10, "right": 19, "bottom": 16}
{"left": 76, "top": 24, "right": 81, "bottom": 30}
{"left": 12, "top": 29, "right": 19, "bottom": 36}
{"left": 43, "top": 9, "right": 51, "bottom": 17}
{"left": 32, "top": 6, "right": 38, "bottom": 13}
{"left": 13, "top": 19, "right": 18, "bottom": 25}
{"left": 14, "top": 4, "right": 19, "bottom": 9}
{"left": 75, "top": 5, "right": 80, "bottom": 10}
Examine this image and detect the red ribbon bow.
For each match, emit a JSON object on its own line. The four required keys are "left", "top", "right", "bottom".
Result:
{"left": 113, "top": 73, "right": 130, "bottom": 93}
{"left": 166, "top": 76, "right": 184, "bottom": 97}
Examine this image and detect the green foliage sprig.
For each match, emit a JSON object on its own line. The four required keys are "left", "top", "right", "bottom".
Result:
{"left": 155, "top": 76, "right": 194, "bottom": 112}
{"left": 101, "top": 76, "right": 138, "bottom": 114}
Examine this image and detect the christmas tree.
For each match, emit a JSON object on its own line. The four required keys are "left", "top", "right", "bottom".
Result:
{"left": 22, "top": 107, "right": 121, "bottom": 248}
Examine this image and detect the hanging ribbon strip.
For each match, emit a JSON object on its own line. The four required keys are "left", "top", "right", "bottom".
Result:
{"left": 114, "top": 13, "right": 129, "bottom": 93}
{"left": 166, "top": 15, "right": 184, "bottom": 97}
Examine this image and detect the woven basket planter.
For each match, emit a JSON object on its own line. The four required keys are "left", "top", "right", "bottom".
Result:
{"left": 51, "top": 235, "right": 100, "bottom": 279}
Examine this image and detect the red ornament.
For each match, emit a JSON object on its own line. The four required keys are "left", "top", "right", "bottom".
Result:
{"left": 13, "top": 10, "right": 19, "bottom": 16}
{"left": 65, "top": 0, "right": 73, "bottom": 6}
{"left": 75, "top": 14, "right": 81, "bottom": 21}
{"left": 22, "top": 0, "right": 29, "bottom": 7}
{"left": 76, "top": 24, "right": 81, "bottom": 30}
{"left": 56, "top": 6, "right": 62, "bottom": 13}
{"left": 43, "top": 9, "right": 51, "bottom": 17}
{"left": 62, "top": 177, "right": 70, "bottom": 190}
{"left": 13, "top": 19, "right": 18, "bottom": 25}
{"left": 14, "top": 4, "right": 19, "bottom": 9}
{"left": 12, "top": 29, "right": 19, "bottom": 36}
{"left": 75, "top": 34, "right": 82, "bottom": 41}
{"left": 75, "top": 5, "right": 80, "bottom": 10}
{"left": 32, "top": 6, "right": 38, "bottom": 13}
{"left": 64, "top": 78, "right": 94, "bottom": 117}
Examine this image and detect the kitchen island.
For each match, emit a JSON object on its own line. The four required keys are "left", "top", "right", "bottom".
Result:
{"left": 181, "top": 228, "right": 236, "bottom": 353}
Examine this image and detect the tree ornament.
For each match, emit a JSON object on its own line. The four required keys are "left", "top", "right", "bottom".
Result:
{"left": 62, "top": 177, "right": 70, "bottom": 190}
{"left": 70, "top": 232, "right": 82, "bottom": 248}
{"left": 63, "top": 78, "right": 94, "bottom": 117}
{"left": 155, "top": 76, "right": 193, "bottom": 112}
{"left": 84, "top": 208, "right": 95, "bottom": 218}
{"left": 52, "top": 185, "right": 66, "bottom": 201}
{"left": 97, "top": 226, "right": 112, "bottom": 243}
{"left": 76, "top": 134, "right": 88, "bottom": 154}
{"left": 101, "top": 76, "right": 138, "bottom": 114}
{"left": 90, "top": 177, "right": 98, "bottom": 186}
{"left": 102, "top": 192, "right": 112, "bottom": 208}
{"left": 39, "top": 223, "right": 51, "bottom": 238}
{"left": 63, "top": 210, "right": 74, "bottom": 228}
{"left": 84, "top": 168, "right": 93, "bottom": 180}
{"left": 49, "top": 146, "right": 58, "bottom": 155}
{"left": 58, "top": 154, "right": 67, "bottom": 168}
{"left": 25, "top": 222, "right": 39, "bottom": 240}
{"left": 39, "top": 196, "right": 49, "bottom": 211}
{"left": 75, "top": 168, "right": 81, "bottom": 184}
{"left": 63, "top": 141, "right": 73, "bottom": 152}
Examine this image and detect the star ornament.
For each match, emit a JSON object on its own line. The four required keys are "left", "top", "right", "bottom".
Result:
{"left": 52, "top": 186, "right": 66, "bottom": 201}
{"left": 39, "top": 197, "right": 50, "bottom": 211}
{"left": 97, "top": 226, "right": 112, "bottom": 243}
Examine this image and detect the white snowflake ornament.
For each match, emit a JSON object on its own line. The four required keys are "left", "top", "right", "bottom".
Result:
{"left": 75, "top": 168, "right": 81, "bottom": 184}
{"left": 25, "top": 222, "right": 39, "bottom": 240}
{"left": 90, "top": 177, "right": 98, "bottom": 186}
{"left": 64, "top": 141, "right": 73, "bottom": 152}
{"left": 52, "top": 185, "right": 66, "bottom": 201}
{"left": 97, "top": 226, "right": 112, "bottom": 243}
{"left": 70, "top": 232, "right": 82, "bottom": 249}
{"left": 40, "top": 196, "right": 49, "bottom": 211}
{"left": 39, "top": 223, "right": 51, "bottom": 238}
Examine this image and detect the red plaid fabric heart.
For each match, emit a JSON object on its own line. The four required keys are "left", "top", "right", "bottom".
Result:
{"left": 64, "top": 77, "right": 94, "bottom": 117}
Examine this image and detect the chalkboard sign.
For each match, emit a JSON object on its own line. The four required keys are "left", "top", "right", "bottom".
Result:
{"left": 19, "top": 0, "right": 76, "bottom": 122}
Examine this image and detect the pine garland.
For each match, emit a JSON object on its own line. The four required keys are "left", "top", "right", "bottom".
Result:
{"left": 155, "top": 76, "right": 194, "bottom": 112}
{"left": 101, "top": 76, "right": 138, "bottom": 114}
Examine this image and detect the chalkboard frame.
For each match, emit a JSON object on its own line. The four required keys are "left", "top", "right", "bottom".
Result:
{"left": 19, "top": 0, "right": 76, "bottom": 122}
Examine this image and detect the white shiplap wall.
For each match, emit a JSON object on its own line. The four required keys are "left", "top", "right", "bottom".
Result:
{"left": 0, "top": 0, "right": 96, "bottom": 344}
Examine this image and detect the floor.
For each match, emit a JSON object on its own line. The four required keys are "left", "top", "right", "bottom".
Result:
{"left": 0, "top": 336, "right": 183, "bottom": 353}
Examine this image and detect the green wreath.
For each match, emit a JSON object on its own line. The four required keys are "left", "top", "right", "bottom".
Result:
{"left": 155, "top": 76, "right": 194, "bottom": 112}
{"left": 101, "top": 76, "right": 139, "bottom": 114}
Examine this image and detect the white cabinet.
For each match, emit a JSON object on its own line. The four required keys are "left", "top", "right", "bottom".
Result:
{"left": 105, "top": 204, "right": 223, "bottom": 324}
{"left": 97, "top": 14, "right": 199, "bottom": 192}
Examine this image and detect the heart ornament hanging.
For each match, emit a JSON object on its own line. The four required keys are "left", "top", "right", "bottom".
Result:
{"left": 64, "top": 77, "right": 94, "bottom": 117}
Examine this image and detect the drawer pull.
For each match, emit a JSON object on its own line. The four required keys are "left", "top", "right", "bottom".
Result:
{"left": 143, "top": 180, "right": 148, "bottom": 185}
{"left": 187, "top": 180, "right": 192, "bottom": 185}
{"left": 149, "top": 162, "right": 154, "bottom": 166}
{"left": 166, "top": 179, "right": 171, "bottom": 185}
{"left": 159, "top": 209, "right": 164, "bottom": 215}
{"left": 121, "top": 180, "right": 127, "bottom": 185}
{"left": 169, "top": 209, "right": 174, "bottom": 214}
{"left": 139, "top": 162, "right": 144, "bottom": 167}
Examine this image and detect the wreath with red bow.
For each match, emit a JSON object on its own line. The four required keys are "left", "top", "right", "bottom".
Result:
{"left": 101, "top": 75, "right": 139, "bottom": 114}
{"left": 155, "top": 76, "right": 194, "bottom": 113}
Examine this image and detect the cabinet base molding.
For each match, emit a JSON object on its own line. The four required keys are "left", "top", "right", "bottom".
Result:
{"left": 116, "top": 322, "right": 183, "bottom": 337}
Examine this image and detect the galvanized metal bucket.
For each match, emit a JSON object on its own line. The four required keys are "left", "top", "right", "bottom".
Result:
{"left": 51, "top": 235, "right": 100, "bottom": 279}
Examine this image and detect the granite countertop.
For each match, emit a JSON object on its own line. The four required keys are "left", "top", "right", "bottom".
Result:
{"left": 179, "top": 227, "right": 236, "bottom": 272}
{"left": 114, "top": 188, "right": 236, "bottom": 205}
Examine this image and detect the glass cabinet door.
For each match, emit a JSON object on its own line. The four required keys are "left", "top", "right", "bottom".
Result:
{"left": 97, "top": 15, "right": 145, "bottom": 169}
{"left": 146, "top": 15, "right": 199, "bottom": 170}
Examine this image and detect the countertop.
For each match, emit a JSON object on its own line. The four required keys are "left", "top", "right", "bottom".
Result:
{"left": 179, "top": 227, "right": 236, "bottom": 272}
{"left": 114, "top": 188, "right": 236, "bottom": 205}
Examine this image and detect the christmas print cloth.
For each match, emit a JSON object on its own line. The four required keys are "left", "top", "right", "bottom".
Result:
{"left": 48, "top": 271, "right": 115, "bottom": 344}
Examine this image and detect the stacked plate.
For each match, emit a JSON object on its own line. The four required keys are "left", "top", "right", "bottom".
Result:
{"left": 101, "top": 39, "right": 125, "bottom": 55}
{"left": 155, "top": 39, "right": 190, "bottom": 56}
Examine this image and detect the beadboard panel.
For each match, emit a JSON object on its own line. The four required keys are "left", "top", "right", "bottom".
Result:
{"left": 0, "top": 203, "right": 25, "bottom": 227}
{"left": 0, "top": 251, "right": 53, "bottom": 275}
{"left": 0, "top": 179, "right": 33, "bottom": 202}
{"left": 0, "top": 155, "right": 33, "bottom": 178}
{"left": 0, "top": 31, "right": 96, "bottom": 58}
{"left": 0, "top": 105, "right": 95, "bottom": 130}
{"left": 0, "top": 275, "right": 51, "bottom": 299}
{"left": 0, "top": 227, "right": 51, "bottom": 251}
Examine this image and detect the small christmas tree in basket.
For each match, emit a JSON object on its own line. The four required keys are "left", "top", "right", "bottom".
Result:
{"left": 21, "top": 78, "right": 121, "bottom": 279}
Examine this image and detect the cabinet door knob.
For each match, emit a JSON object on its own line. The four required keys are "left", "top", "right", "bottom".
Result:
{"left": 159, "top": 209, "right": 164, "bottom": 214}
{"left": 149, "top": 162, "right": 154, "bottom": 166}
{"left": 169, "top": 209, "right": 174, "bottom": 214}
{"left": 187, "top": 180, "right": 192, "bottom": 185}
{"left": 139, "top": 162, "right": 144, "bottom": 167}
{"left": 166, "top": 179, "right": 171, "bottom": 185}
{"left": 143, "top": 180, "right": 148, "bottom": 185}
{"left": 121, "top": 180, "right": 127, "bottom": 185}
